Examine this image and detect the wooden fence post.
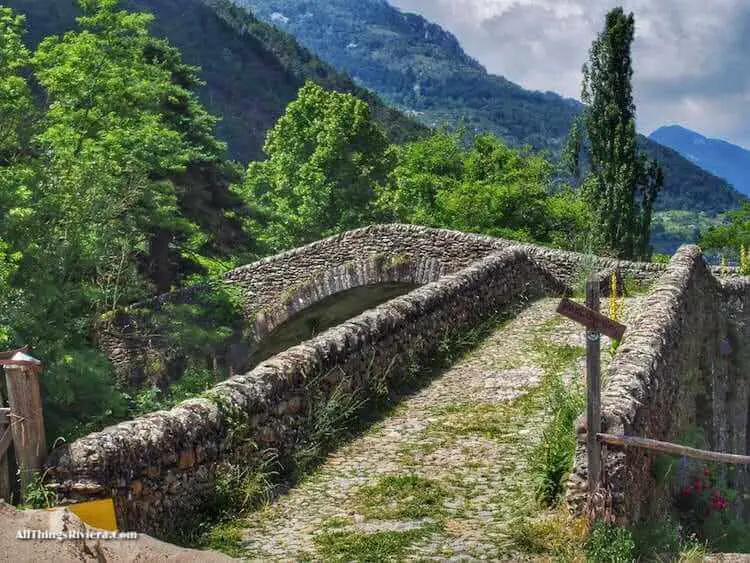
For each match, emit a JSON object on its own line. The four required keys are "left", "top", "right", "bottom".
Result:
{"left": 585, "top": 279, "right": 602, "bottom": 496}
{"left": 0, "top": 404, "right": 10, "bottom": 501}
{"left": 3, "top": 353, "right": 46, "bottom": 498}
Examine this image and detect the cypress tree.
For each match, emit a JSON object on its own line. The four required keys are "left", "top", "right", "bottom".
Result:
{"left": 581, "top": 7, "right": 662, "bottom": 260}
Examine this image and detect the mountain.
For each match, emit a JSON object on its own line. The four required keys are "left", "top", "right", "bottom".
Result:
{"left": 650, "top": 125, "right": 750, "bottom": 197}
{"left": 241, "top": 0, "right": 745, "bottom": 215}
{"left": 5, "top": 0, "right": 427, "bottom": 163}
{"left": 240, "top": 0, "right": 580, "bottom": 152}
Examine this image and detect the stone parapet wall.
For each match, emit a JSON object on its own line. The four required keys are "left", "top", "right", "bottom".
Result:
{"left": 567, "top": 246, "right": 750, "bottom": 522}
{"left": 47, "top": 247, "right": 567, "bottom": 535}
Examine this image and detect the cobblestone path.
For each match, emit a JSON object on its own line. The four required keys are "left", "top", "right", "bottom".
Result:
{"left": 238, "top": 297, "right": 647, "bottom": 561}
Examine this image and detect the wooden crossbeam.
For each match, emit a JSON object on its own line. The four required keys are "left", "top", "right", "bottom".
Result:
{"left": 557, "top": 297, "right": 627, "bottom": 341}
{"left": 598, "top": 433, "right": 750, "bottom": 465}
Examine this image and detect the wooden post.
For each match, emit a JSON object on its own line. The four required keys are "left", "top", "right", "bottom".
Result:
{"left": 586, "top": 279, "right": 602, "bottom": 496}
{"left": 0, "top": 405, "right": 10, "bottom": 502}
{"left": 3, "top": 353, "right": 46, "bottom": 498}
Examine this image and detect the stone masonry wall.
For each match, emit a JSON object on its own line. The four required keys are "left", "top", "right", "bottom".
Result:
{"left": 47, "top": 247, "right": 569, "bottom": 535}
{"left": 567, "top": 246, "right": 750, "bottom": 523}
{"left": 97, "top": 224, "right": 665, "bottom": 386}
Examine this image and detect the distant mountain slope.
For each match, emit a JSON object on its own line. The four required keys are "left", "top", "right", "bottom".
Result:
{"left": 650, "top": 125, "right": 750, "bottom": 197}
{"left": 242, "top": 0, "right": 745, "bottom": 215}
{"left": 6, "top": 0, "right": 426, "bottom": 162}
{"left": 240, "top": 0, "right": 580, "bottom": 152}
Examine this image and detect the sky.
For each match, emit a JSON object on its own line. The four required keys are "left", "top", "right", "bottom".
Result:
{"left": 389, "top": 0, "right": 750, "bottom": 149}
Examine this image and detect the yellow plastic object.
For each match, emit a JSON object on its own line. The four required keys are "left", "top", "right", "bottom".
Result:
{"left": 67, "top": 498, "right": 118, "bottom": 532}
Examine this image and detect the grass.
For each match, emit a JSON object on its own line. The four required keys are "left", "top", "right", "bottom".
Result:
{"left": 355, "top": 474, "right": 447, "bottom": 520}
{"left": 586, "top": 520, "right": 636, "bottom": 562}
{"left": 526, "top": 337, "right": 586, "bottom": 506}
{"left": 508, "top": 508, "right": 588, "bottom": 561}
{"left": 313, "top": 523, "right": 442, "bottom": 562}
{"left": 428, "top": 398, "right": 536, "bottom": 444}
{"left": 203, "top": 521, "right": 249, "bottom": 558}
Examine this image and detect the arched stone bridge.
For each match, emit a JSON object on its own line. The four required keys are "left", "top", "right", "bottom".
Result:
{"left": 97, "top": 224, "right": 660, "bottom": 387}
{"left": 46, "top": 225, "right": 749, "bottom": 539}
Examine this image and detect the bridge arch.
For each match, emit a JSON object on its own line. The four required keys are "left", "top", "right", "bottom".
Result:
{"left": 245, "top": 254, "right": 442, "bottom": 364}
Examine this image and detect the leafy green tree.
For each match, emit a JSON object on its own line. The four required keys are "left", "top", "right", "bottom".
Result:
{"left": 581, "top": 8, "right": 662, "bottom": 260}
{"left": 234, "top": 81, "right": 394, "bottom": 253}
{"left": 561, "top": 116, "right": 584, "bottom": 186}
{"left": 438, "top": 134, "right": 554, "bottom": 241}
{"left": 699, "top": 203, "right": 750, "bottom": 254}
{"left": 0, "top": 1, "right": 249, "bottom": 439}
{"left": 379, "top": 131, "right": 591, "bottom": 249}
{"left": 377, "top": 131, "right": 463, "bottom": 226}
{"left": 0, "top": 7, "right": 34, "bottom": 347}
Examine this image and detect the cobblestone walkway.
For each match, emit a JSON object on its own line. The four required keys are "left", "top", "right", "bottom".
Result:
{"left": 238, "top": 297, "right": 647, "bottom": 561}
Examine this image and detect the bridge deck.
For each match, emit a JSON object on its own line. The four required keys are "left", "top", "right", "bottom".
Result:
{"left": 231, "top": 297, "right": 648, "bottom": 561}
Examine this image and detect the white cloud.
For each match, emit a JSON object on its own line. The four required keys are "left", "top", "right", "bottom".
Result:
{"left": 390, "top": 0, "right": 750, "bottom": 147}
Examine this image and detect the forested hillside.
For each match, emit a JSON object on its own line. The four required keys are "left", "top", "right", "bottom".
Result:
{"left": 4, "top": 0, "right": 426, "bottom": 162}
{"left": 242, "top": 0, "right": 745, "bottom": 215}
{"left": 650, "top": 125, "right": 750, "bottom": 197}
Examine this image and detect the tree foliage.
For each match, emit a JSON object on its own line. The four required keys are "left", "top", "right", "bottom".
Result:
{"left": 0, "top": 1, "right": 250, "bottom": 439}
{"left": 699, "top": 203, "right": 750, "bottom": 254}
{"left": 234, "top": 81, "right": 395, "bottom": 253}
{"left": 580, "top": 8, "right": 662, "bottom": 260}
{"left": 377, "top": 131, "right": 591, "bottom": 250}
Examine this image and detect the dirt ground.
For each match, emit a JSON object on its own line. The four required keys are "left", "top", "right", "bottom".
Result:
{"left": 0, "top": 501, "right": 233, "bottom": 562}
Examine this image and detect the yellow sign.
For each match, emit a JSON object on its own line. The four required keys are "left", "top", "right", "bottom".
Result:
{"left": 67, "top": 498, "right": 118, "bottom": 532}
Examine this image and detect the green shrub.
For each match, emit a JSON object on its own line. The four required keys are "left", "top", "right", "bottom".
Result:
{"left": 128, "top": 366, "right": 216, "bottom": 417}
{"left": 531, "top": 372, "right": 585, "bottom": 506}
{"left": 586, "top": 521, "right": 635, "bottom": 562}
{"left": 20, "top": 471, "right": 58, "bottom": 509}
{"left": 675, "top": 464, "right": 750, "bottom": 553}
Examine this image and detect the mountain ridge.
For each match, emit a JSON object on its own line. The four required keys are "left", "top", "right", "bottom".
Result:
{"left": 649, "top": 125, "right": 750, "bottom": 197}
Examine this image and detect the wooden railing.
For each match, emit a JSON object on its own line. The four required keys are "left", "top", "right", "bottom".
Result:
{"left": 558, "top": 277, "right": 750, "bottom": 515}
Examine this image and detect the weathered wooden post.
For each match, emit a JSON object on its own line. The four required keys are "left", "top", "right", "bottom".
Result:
{"left": 585, "top": 279, "right": 602, "bottom": 495}
{"left": 556, "top": 278, "right": 626, "bottom": 508}
{"left": 1, "top": 350, "right": 46, "bottom": 497}
{"left": 0, "top": 404, "right": 10, "bottom": 501}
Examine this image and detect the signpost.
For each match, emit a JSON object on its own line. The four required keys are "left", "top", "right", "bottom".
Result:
{"left": 556, "top": 280, "right": 627, "bottom": 497}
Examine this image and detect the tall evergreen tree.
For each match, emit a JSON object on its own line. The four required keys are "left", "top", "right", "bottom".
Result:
{"left": 581, "top": 7, "right": 662, "bottom": 260}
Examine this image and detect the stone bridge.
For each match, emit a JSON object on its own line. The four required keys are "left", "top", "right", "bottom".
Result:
{"left": 44, "top": 225, "right": 749, "bottom": 538}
